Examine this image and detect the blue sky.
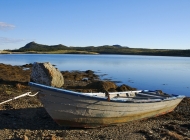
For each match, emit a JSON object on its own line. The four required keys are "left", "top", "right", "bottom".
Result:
{"left": 0, "top": 0, "right": 190, "bottom": 50}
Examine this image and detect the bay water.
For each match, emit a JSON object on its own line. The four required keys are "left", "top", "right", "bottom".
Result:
{"left": 0, "top": 54, "right": 189, "bottom": 96}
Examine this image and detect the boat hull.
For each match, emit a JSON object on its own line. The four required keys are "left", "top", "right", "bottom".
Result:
{"left": 29, "top": 82, "right": 184, "bottom": 128}
{"left": 53, "top": 104, "right": 177, "bottom": 128}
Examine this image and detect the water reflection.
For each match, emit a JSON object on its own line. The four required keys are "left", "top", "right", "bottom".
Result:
{"left": 1, "top": 54, "right": 190, "bottom": 96}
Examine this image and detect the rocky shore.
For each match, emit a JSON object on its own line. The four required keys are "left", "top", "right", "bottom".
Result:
{"left": 0, "top": 63, "right": 190, "bottom": 140}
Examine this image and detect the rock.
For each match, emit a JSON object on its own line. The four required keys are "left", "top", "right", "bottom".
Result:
{"left": 74, "top": 74, "right": 83, "bottom": 81}
{"left": 23, "top": 135, "right": 29, "bottom": 140}
{"left": 30, "top": 62, "right": 64, "bottom": 87}
{"left": 85, "top": 70, "right": 94, "bottom": 74}
{"left": 116, "top": 84, "right": 136, "bottom": 91}
{"left": 51, "top": 135, "right": 56, "bottom": 140}
{"left": 86, "top": 81, "right": 117, "bottom": 92}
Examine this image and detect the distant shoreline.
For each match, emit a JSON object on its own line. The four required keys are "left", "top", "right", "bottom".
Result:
{"left": 1, "top": 51, "right": 190, "bottom": 57}
{"left": 2, "top": 42, "right": 190, "bottom": 57}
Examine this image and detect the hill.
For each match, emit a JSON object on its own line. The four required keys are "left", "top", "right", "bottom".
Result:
{"left": 19, "top": 42, "right": 68, "bottom": 52}
{"left": 11, "top": 42, "right": 190, "bottom": 57}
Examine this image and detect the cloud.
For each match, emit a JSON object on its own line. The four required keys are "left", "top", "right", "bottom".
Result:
{"left": 0, "top": 37, "right": 25, "bottom": 44}
{"left": 0, "top": 22, "right": 15, "bottom": 30}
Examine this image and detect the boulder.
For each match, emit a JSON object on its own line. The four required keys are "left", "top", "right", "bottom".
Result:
{"left": 116, "top": 84, "right": 136, "bottom": 91}
{"left": 31, "top": 62, "right": 64, "bottom": 87}
{"left": 86, "top": 81, "right": 117, "bottom": 92}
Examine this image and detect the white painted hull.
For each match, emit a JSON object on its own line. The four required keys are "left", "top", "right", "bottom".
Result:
{"left": 29, "top": 82, "right": 184, "bottom": 128}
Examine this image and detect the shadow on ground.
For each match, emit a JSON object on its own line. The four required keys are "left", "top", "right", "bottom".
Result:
{"left": 0, "top": 107, "right": 68, "bottom": 130}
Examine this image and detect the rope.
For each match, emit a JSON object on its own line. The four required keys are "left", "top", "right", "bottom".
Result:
{"left": 0, "top": 91, "right": 39, "bottom": 105}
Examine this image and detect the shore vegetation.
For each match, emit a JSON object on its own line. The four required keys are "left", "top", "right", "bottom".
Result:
{"left": 4, "top": 41, "right": 190, "bottom": 57}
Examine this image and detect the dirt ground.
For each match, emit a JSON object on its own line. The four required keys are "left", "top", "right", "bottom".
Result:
{"left": 0, "top": 63, "right": 190, "bottom": 140}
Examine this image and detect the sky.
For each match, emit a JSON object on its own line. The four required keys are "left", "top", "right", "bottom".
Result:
{"left": 0, "top": 0, "right": 190, "bottom": 50}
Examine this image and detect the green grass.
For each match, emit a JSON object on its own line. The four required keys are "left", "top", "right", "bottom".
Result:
{"left": 24, "top": 50, "right": 99, "bottom": 54}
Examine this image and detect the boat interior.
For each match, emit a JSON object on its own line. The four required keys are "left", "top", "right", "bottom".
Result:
{"left": 84, "top": 90, "right": 175, "bottom": 102}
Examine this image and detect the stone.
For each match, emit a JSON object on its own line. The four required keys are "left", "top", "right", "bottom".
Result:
{"left": 116, "top": 84, "right": 136, "bottom": 91}
{"left": 31, "top": 62, "right": 64, "bottom": 87}
{"left": 86, "top": 81, "right": 117, "bottom": 92}
{"left": 23, "top": 135, "right": 29, "bottom": 140}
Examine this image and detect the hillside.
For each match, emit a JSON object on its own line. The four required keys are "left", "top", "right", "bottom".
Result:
{"left": 18, "top": 42, "right": 68, "bottom": 52}
{"left": 11, "top": 42, "right": 190, "bottom": 57}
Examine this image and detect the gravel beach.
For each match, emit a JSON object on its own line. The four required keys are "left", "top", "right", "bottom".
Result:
{"left": 0, "top": 63, "right": 189, "bottom": 140}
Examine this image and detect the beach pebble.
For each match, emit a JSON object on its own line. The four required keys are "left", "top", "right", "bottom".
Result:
{"left": 23, "top": 135, "right": 29, "bottom": 140}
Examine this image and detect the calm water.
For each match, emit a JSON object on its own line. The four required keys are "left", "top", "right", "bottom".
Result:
{"left": 1, "top": 54, "right": 190, "bottom": 96}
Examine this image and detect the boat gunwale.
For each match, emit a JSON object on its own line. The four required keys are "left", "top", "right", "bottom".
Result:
{"left": 29, "top": 82, "right": 185, "bottom": 103}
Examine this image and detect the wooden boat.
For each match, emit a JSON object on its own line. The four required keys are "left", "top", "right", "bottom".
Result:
{"left": 29, "top": 82, "right": 185, "bottom": 128}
